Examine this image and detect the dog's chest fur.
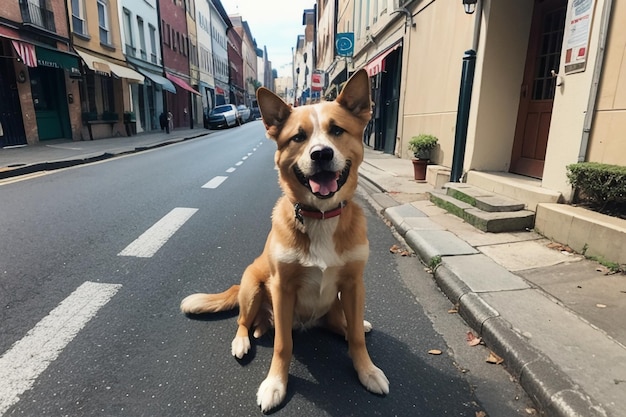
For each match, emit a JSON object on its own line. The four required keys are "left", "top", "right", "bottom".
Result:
{"left": 271, "top": 217, "right": 368, "bottom": 326}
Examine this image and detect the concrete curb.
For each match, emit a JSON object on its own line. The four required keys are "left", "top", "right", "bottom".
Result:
{"left": 382, "top": 205, "right": 609, "bottom": 417}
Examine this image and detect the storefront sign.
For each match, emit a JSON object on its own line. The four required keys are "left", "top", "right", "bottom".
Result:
{"left": 564, "top": 0, "right": 596, "bottom": 74}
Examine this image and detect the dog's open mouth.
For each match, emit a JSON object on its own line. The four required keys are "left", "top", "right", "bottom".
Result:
{"left": 294, "top": 161, "right": 352, "bottom": 199}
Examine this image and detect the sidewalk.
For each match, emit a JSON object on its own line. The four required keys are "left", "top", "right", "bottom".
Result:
{"left": 0, "top": 128, "right": 207, "bottom": 179}
{"left": 1, "top": 133, "right": 623, "bottom": 416}
{"left": 360, "top": 149, "right": 624, "bottom": 417}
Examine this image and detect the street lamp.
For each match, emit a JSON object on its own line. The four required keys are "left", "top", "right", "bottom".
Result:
{"left": 462, "top": 0, "right": 478, "bottom": 14}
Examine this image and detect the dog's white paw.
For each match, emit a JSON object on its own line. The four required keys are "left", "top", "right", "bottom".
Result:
{"left": 256, "top": 376, "right": 286, "bottom": 413}
{"left": 358, "top": 365, "right": 389, "bottom": 395}
{"left": 231, "top": 336, "right": 250, "bottom": 359}
{"left": 363, "top": 320, "right": 372, "bottom": 333}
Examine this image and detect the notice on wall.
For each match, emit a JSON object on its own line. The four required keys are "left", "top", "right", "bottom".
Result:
{"left": 564, "top": 0, "right": 596, "bottom": 74}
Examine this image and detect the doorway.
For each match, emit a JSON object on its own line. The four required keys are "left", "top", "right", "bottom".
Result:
{"left": 30, "top": 66, "right": 71, "bottom": 140}
{"left": 510, "top": 0, "right": 566, "bottom": 178}
{"left": 0, "top": 58, "right": 27, "bottom": 147}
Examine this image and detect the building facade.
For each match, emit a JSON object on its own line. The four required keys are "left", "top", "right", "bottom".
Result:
{"left": 71, "top": 0, "right": 145, "bottom": 140}
{"left": 119, "top": 0, "right": 172, "bottom": 133}
{"left": 209, "top": 0, "right": 230, "bottom": 106}
{"left": 0, "top": 0, "right": 82, "bottom": 146}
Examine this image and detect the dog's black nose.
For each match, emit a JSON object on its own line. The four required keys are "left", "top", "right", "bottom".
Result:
{"left": 310, "top": 146, "right": 334, "bottom": 161}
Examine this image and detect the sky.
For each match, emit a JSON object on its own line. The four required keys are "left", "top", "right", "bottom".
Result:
{"left": 221, "top": 0, "right": 315, "bottom": 78}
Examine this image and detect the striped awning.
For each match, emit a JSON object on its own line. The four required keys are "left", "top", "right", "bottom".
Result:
{"left": 11, "top": 40, "right": 37, "bottom": 67}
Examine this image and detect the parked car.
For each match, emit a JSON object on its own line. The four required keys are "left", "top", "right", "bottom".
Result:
{"left": 236, "top": 105, "right": 251, "bottom": 124}
{"left": 207, "top": 104, "right": 239, "bottom": 129}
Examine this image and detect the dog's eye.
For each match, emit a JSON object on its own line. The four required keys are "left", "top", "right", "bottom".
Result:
{"left": 291, "top": 132, "right": 307, "bottom": 143}
{"left": 329, "top": 125, "right": 344, "bottom": 137}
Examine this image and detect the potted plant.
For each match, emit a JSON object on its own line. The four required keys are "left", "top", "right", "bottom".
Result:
{"left": 408, "top": 134, "right": 438, "bottom": 181}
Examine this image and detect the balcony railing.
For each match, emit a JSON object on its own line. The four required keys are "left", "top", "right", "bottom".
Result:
{"left": 20, "top": 0, "right": 56, "bottom": 32}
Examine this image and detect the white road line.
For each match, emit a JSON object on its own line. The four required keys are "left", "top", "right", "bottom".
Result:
{"left": 201, "top": 176, "right": 228, "bottom": 189}
{"left": 242, "top": 156, "right": 248, "bottom": 160}
{"left": 235, "top": 161, "right": 243, "bottom": 166}
{"left": 118, "top": 207, "right": 198, "bottom": 258}
{"left": 0, "top": 281, "right": 121, "bottom": 415}
{"left": 226, "top": 167, "right": 236, "bottom": 173}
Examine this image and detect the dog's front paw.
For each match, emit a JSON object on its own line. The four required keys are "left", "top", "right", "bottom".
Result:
{"left": 231, "top": 336, "right": 251, "bottom": 359}
{"left": 358, "top": 365, "right": 389, "bottom": 395}
{"left": 257, "top": 376, "right": 286, "bottom": 413}
{"left": 363, "top": 320, "right": 372, "bottom": 333}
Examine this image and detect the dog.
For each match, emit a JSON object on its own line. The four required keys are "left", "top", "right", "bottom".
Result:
{"left": 180, "top": 69, "right": 389, "bottom": 412}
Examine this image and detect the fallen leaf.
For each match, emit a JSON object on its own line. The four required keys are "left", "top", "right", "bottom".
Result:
{"left": 400, "top": 250, "right": 411, "bottom": 256}
{"left": 389, "top": 244, "right": 401, "bottom": 253}
{"left": 448, "top": 308, "right": 458, "bottom": 314}
{"left": 596, "top": 303, "right": 607, "bottom": 308}
{"left": 428, "top": 349, "right": 442, "bottom": 355}
{"left": 525, "top": 407, "right": 537, "bottom": 415}
{"left": 466, "top": 331, "right": 482, "bottom": 347}
{"left": 486, "top": 350, "right": 504, "bottom": 365}
{"left": 475, "top": 411, "right": 487, "bottom": 417}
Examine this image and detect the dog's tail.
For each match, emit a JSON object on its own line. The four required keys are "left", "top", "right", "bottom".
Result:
{"left": 180, "top": 285, "right": 240, "bottom": 314}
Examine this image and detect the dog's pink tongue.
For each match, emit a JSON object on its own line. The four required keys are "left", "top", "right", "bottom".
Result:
{"left": 309, "top": 172, "right": 339, "bottom": 196}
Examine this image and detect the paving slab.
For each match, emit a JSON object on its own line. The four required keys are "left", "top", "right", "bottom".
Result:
{"left": 478, "top": 239, "right": 582, "bottom": 271}
{"left": 517, "top": 260, "right": 626, "bottom": 346}
{"left": 482, "top": 289, "right": 626, "bottom": 417}
{"left": 442, "top": 254, "right": 531, "bottom": 292}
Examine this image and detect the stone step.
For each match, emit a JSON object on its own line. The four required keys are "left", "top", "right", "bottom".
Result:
{"left": 466, "top": 171, "right": 562, "bottom": 212}
{"left": 429, "top": 189, "right": 535, "bottom": 233}
{"left": 445, "top": 183, "right": 526, "bottom": 212}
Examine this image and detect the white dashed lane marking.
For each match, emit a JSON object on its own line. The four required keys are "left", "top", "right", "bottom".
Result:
{"left": 118, "top": 207, "right": 198, "bottom": 258}
{"left": 202, "top": 175, "right": 228, "bottom": 189}
{"left": 0, "top": 281, "right": 121, "bottom": 415}
{"left": 202, "top": 141, "right": 264, "bottom": 189}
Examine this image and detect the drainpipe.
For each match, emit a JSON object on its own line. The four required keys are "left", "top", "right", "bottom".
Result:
{"left": 155, "top": 0, "right": 170, "bottom": 134}
{"left": 578, "top": 0, "right": 613, "bottom": 162}
{"left": 450, "top": 1, "right": 482, "bottom": 182}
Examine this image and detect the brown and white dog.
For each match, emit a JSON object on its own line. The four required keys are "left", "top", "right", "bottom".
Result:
{"left": 180, "top": 69, "right": 389, "bottom": 412}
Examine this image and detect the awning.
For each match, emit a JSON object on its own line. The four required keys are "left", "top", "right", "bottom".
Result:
{"left": 12, "top": 40, "right": 37, "bottom": 67}
{"left": 365, "top": 43, "right": 401, "bottom": 77}
{"left": 136, "top": 68, "right": 176, "bottom": 93}
{"left": 35, "top": 46, "right": 81, "bottom": 75}
{"left": 166, "top": 72, "right": 201, "bottom": 95}
{"left": 75, "top": 49, "right": 144, "bottom": 83}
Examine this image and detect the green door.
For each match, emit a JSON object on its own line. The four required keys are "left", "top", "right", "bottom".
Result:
{"left": 30, "top": 66, "right": 70, "bottom": 140}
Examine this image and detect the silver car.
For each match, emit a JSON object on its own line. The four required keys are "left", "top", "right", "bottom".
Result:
{"left": 207, "top": 104, "right": 239, "bottom": 129}
{"left": 236, "top": 105, "right": 251, "bottom": 123}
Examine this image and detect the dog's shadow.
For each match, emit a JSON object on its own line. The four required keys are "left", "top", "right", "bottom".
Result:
{"left": 238, "top": 327, "right": 484, "bottom": 416}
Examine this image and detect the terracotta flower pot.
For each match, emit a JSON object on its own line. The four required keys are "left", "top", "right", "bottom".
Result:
{"left": 412, "top": 159, "right": 428, "bottom": 182}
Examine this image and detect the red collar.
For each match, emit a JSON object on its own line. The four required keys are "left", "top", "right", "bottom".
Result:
{"left": 294, "top": 201, "right": 346, "bottom": 223}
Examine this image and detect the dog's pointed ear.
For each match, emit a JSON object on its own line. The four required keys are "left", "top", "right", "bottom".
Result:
{"left": 336, "top": 69, "right": 371, "bottom": 122}
{"left": 257, "top": 87, "right": 292, "bottom": 139}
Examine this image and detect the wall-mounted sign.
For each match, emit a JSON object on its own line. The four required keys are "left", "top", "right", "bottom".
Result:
{"left": 564, "top": 0, "right": 596, "bottom": 74}
{"left": 311, "top": 72, "right": 324, "bottom": 91}
{"left": 335, "top": 33, "right": 354, "bottom": 57}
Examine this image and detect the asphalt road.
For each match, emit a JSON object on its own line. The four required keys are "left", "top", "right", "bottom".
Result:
{"left": 0, "top": 121, "right": 533, "bottom": 416}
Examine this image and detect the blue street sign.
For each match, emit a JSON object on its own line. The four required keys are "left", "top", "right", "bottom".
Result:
{"left": 336, "top": 33, "right": 354, "bottom": 57}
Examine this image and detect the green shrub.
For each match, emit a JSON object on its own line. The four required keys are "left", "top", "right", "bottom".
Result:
{"left": 566, "top": 162, "right": 626, "bottom": 207}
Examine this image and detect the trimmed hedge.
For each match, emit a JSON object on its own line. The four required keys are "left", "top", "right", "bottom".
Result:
{"left": 566, "top": 162, "right": 626, "bottom": 206}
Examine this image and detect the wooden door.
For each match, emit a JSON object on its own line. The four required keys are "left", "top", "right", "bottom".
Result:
{"left": 510, "top": 0, "right": 566, "bottom": 178}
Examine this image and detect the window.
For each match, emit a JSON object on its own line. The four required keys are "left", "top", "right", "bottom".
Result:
{"left": 97, "top": 0, "right": 110, "bottom": 45}
{"left": 137, "top": 17, "right": 146, "bottom": 60}
{"left": 71, "top": 0, "right": 86, "bottom": 35}
{"left": 123, "top": 9, "right": 134, "bottom": 56}
{"left": 148, "top": 24, "right": 157, "bottom": 63}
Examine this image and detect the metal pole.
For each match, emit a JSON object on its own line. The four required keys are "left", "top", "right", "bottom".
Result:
{"left": 450, "top": 49, "right": 476, "bottom": 182}
{"left": 155, "top": 0, "right": 170, "bottom": 134}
